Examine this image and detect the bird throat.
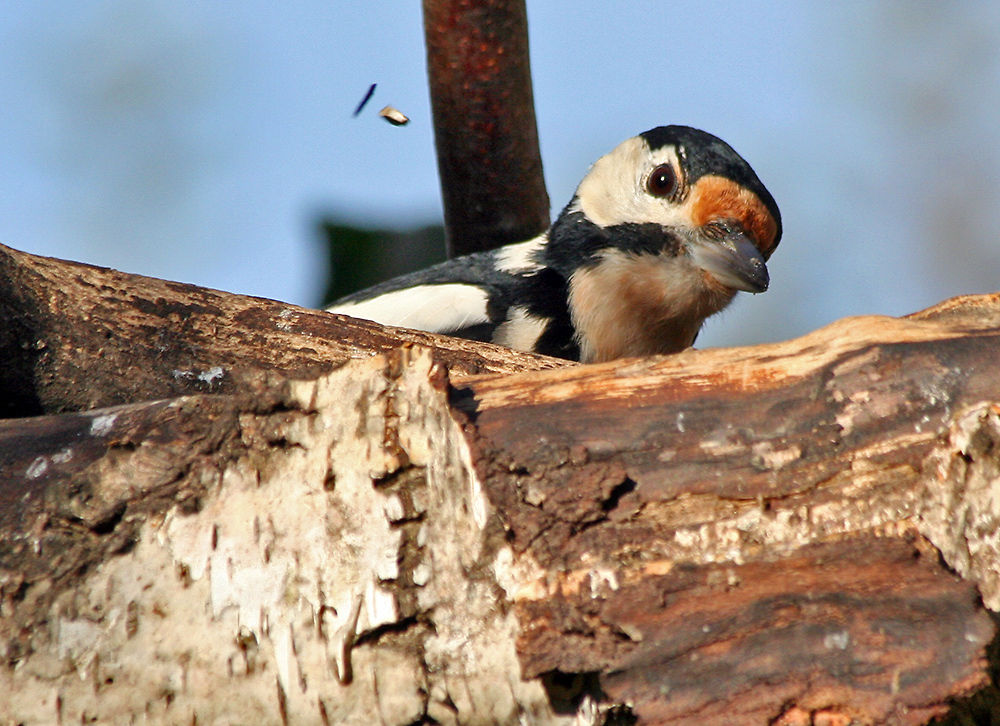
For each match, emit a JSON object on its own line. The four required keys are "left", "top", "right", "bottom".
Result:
{"left": 567, "top": 249, "right": 735, "bottom": 363}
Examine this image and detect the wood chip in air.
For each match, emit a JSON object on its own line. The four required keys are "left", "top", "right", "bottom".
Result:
{"left": 379, "top": 106, "right": 410, "bottom": 126}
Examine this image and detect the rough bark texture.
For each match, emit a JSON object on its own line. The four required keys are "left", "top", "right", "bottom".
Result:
{"left": 423, "top": 0, "right": 551, "bottom": 256}
{"left": 0, "top": 243, "right": 564, "bottom": 418}
{"left": 0, "top": 349, "right": 567, "bottom": 724}
{"left": 449, "top": 299, "right": 1000, "bottom": 725}
{"left": 1, "top": 244, "right": 1000, "bottom": 724}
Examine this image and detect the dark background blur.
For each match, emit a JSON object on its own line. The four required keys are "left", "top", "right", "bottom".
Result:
{"left": 320, "top": 220, "right": 443, "bottom": 305}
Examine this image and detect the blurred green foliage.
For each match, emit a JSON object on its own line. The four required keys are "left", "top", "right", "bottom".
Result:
{"left": 318, "top": 219, "right": 446, "bottom": 306}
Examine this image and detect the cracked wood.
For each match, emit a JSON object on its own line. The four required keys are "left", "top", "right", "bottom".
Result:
{"left": 2, "top": 235, "right": 1000, "bottom": 723}
{"left": 454, "top": 293, "right": 1000, "bottom": 725}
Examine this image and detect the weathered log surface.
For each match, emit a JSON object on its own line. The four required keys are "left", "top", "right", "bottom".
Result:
{"left": 451, "top": 295, "right": 1000, "bottom": 725}
{"left": 0, "top": 243, "right": 565, "bottom": 418}
{"left": 2, "top": 240, "right": 1000, "bottom": 724}
{"left": 0, "top": 393, "right": 246, "bottom": 664}
{"left": 0, "top": 349, "right": 570, "bottom": 725}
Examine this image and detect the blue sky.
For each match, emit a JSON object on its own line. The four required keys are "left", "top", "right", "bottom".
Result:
{"left": 2, "top": 2, "right": 998, "bottom": 349}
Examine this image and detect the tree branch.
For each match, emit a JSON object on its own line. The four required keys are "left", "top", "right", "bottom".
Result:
{"left": 423, "top": 0, "right": 550, "bottom": 256}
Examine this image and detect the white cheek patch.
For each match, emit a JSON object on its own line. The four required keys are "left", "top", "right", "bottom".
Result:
{"left": 575, "top": 137, "right": 689, "bottom": 230}
{"left": 492, "top": 306, "right": 550, "bottom": 352}
{"left": 327, "top": 284, "right": 490, "bottom": 334}
{"left": 494, "top": 235, "right": 547, "bottom": 273}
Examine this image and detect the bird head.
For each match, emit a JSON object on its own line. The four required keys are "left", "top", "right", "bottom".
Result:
{"left": 547, "top": 125, "right": 782, "bottom": 361}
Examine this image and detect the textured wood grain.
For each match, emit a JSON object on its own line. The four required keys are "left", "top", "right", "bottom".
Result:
{"left": 0, "top": 349, "right": 570, "bottom": 725}
{"left": 452, "top": 293, "right": 1000, "bottom": 725}
{"left": 0, "top": 394, "right": 244, "bottom": 667}
{"left": 0, "top": 243, "right": 566, "bottom": 417}
{"left": 514, "top": 537, "right": 991, "bottom": 726}
{"left": 3, "top": 238, "right": 999, "bottom": 724}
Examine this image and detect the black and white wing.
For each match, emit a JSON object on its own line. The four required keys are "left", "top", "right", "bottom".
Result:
{"left": 326, "top": 235, "right": 577, "bottom": 359}
{"left": 328, "top": 256, "right": 499, "bottom": 341}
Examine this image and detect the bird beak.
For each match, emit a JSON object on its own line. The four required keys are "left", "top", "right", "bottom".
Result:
{"left": 689, "top": 229, "right": 769, "bottom": 293}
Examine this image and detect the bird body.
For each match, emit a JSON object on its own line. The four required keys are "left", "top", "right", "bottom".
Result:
{"left": 328, "top": 126, "right": 781, "bottom": 363}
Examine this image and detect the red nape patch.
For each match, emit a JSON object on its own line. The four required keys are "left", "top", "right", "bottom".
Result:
{"left": 690, "top": 175, "right": 779, "bottom": 257}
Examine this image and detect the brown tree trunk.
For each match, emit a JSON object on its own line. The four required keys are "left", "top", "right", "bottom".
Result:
{"left": 0, "top": 244, "right": 998, "bottom": 725}
{"left": 423, "top": 0, "right": 551, "bottom": 257}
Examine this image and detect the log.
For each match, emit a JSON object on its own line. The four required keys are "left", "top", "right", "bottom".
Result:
{"left": 453, "top": 300, "right": 1000, "bottom": 723}
{"left": 0, "top": 349, "right": 573, "bottom": 725}
{"left": 1, "top": 244, "right": 999, "bottom": 724}
{"left": 0, "top": 243, "right": 565, "bottom": 417}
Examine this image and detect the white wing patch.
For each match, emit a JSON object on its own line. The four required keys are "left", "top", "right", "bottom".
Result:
{"left": 492, "top": 306, "right": 550, "bottom": 352}
{"left": 494, "top": 235, "right": 547, "bottom": 273}
{"left": 327, "top": 283, "right": 490, "bottom": 334}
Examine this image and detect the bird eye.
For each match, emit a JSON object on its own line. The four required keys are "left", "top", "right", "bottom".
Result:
{"left": 647, "top": 164, "right": 677, "bottom": 197}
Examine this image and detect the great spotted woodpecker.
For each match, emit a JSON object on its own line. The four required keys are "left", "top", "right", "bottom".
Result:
{"left": 328, "top": 125, "right": 781, "bottom": 363}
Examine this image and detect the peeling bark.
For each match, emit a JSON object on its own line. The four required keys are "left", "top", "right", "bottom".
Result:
{"left": 452, "top": 296, "right": 1000, "bottom": 724}
{"left": 1, "top": 245, "right": 999, "bottom": 724}
{"left": 0, "top": 350, "right": 565, "bottom": 724}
